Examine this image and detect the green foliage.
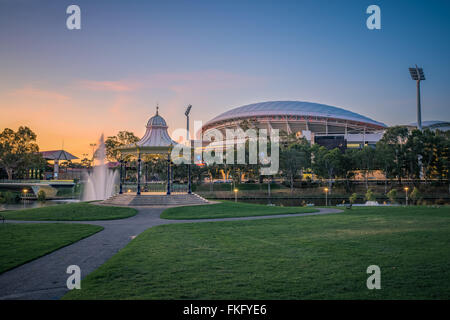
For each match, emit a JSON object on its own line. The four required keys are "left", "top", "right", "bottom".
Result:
{"left": 410, "top": 187, "right": 421, "bottom": 204}
{"left": 0, "top": 126, "right": 45, "bottom": 180}
{"left": 387, "top": 189, "right": 397, "bottom": 204}
{"left": 105, "top": 131, "right": 139, "bottom": 162}
{"left": 37, "top": 190, "right": 46, "bottom": 202}
{"left": 56, "top": 187, "right": 74, "bottom": 197}
{"left": 311, "top": 146, "right": 343, "bottom": 181}
{"left": 349, "top": 193, "right": 358, "bottom": 204}
{"left": 0, "top": 191, "right": 18, "bottom": 204}
{"left": 365, "top": 189, "right": 376, "bottom": 202}
{"left": 280, "top": 140, "right": 311, "bottom": 191}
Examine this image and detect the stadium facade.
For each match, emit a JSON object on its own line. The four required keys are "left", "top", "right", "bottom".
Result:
{"left": 202, "top": 101, "right": 387, "bottom": 149}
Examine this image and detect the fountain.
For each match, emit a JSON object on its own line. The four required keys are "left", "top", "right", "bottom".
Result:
{"left": 82, "top": 134, "right": 119, "bottom": 201}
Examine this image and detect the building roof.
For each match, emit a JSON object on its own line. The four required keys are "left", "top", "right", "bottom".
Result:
{"left": 118, "top": 108, "right": 177, "bottom": 154}
{"left": 138, "top": 110, "right": 177, "bottom": 147}
{"left": 40, "top": 150, "right": 78, "bottom": 160}
{"left": 147, "top": 113, "right": 167, "bottom": 127}
{"left": 408, "top": 120, "right": 450, "bottom": 128}
{"left": 205, "top": 101, "right": 387, "bottom": 128}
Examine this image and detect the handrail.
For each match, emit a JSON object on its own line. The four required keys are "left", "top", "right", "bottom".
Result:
{"left": 0, "top": 179, "right": 75, "bottom": 184}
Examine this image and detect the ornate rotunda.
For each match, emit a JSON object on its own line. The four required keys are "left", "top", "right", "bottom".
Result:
{"left": 117, "top": 106, "right": 188, "bottom": 196}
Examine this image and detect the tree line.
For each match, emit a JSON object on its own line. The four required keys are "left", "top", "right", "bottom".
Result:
{"left": 104, "top": 126, "right": 449, "bottom": 195}
{"left": 0, "top": 126, "right": 46, "bottom": 180}
{"left": 278, "top": 126, "right": 449, "bottom": 193}
{"left": 1, "top": 126, "right": 449, "bottom": 194}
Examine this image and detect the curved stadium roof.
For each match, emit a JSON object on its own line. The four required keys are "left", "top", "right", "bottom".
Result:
{"left": 205, "top": 101, "right": 386, "bottom": 129}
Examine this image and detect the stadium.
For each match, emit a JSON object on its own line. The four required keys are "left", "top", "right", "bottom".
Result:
{"left": 202, "top": 101, "right": 387, "bottom": 149}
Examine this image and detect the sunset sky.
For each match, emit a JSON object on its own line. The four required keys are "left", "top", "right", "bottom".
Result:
{"left": 1, "top": 0, "right": 449, "bottom": 158}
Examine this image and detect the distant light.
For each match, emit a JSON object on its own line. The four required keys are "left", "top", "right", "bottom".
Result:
{"left": 127, "top": 189, "right": 131, "bottom": 193}
{"left": 324, "top": 187, "right": 329, "bottom": 192}
{"left": 234, "top": 188, "right": 238, "bottom": 192}
{"left": 404, "top": 187, "right": 409, "bottom": 191}
{"left": 23, "top": 189, "right": 28, "bottom": 193}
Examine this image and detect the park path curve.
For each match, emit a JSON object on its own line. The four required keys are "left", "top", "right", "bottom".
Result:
{"left": 0, "top": 207, "right": 342, "bottom": 300}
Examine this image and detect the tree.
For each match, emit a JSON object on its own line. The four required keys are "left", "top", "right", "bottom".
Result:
{"left": 410, "top": 187, "right": 421, "bottom": 205}
{"left": 340, "top": 149, "right": 357, "bottom": 192}
{"left": 37, "top": 189, "right": 46, "bottom": 202}
{"left": 311, "top": 145, "right": 342, "bottom": 188}
{"left": 355, "top": 146, "right": 376, "bottom": 190}
{"left": 378, "top": 126, "right": 409, "bottom": 183}
{"left": 349, "top": 193, "right": 358, "bottom": 204}
{"left": 280, "top": 139, "right": 311, "bottom": 193}
{"left": 81, "top": 155, "right": 92, "bottom": 169}
{"left": 433, "top": 130, "right": 450, "bottom": 181}
{"left": 365, "top": 189, "right": 376, "bottom": 202}
{"left": 0, "top": 126, "right": 41, "bottom": 180}
{"left": 105, "top": 131, "right": 139, "bottom": 162}
{"left": 375, "top": 142, "right": 396, "bottom": 193}
{"left": 387, "top": 189, "right": 397, "bottom": 204}
{"left": 404, "top": 129, "right": 423, "bottom": 180}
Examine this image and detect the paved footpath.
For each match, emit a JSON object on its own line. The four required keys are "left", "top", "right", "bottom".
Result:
{"left": 0, "top": 207, "right": 341, "bottom": 300}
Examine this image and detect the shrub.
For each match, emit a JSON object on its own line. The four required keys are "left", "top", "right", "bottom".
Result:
{"left": 37, "top": 190, "right": 46, "bottom": 202}
{"left": 387, "top": 189, "right": 397, "bottom": 204}
{"left": 1, "top": 191, "right": 17, "bottom": 204}
{"left": 365, "top": 189, "right": 376, "bottom": 202}
{"left": 409, "top": 187, "right": 421, "bottom": 204}
{"left": 417, "top": 199, "right": 427, "bottom": 206}
{"left": 349, "top": 193, "right": 358, "bottom": 204}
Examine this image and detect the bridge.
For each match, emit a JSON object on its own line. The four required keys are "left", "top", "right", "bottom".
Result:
{"left": 0, "top": 180, "right": 76, "bottom": 198}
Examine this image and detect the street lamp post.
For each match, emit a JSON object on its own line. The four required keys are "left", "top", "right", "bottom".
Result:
{"left": 185, "top": 105, "right": 192, "bottom": 194}
{"left": 404, "top": 187, "right": 409, "bottom": 206}
{"left": 119, "top": 160, "right": 123, "bottom": 194}
{"left": 123, "top": 161, "right": 127, "bottom": 189}
{"left": 137, "top": 152, "right": 141, "bottom": 196}
{"left": 324, "top": 187, "right": 329, "bottom": 206}
{"left": 167, "top": 154, "right": 171, "bottom": 195}
{"left": 22, "top": 188, "right": 28, "bottom": 206}
{"left": 234, "top": 188, "right": 238, "bottom": 203}
{"left": 268, "top": 177, "right": 272, "bottom": 205}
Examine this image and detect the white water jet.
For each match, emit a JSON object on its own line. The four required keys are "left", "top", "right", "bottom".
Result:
{"left": 82, "top": 134, "right": 119, "bottom": 201}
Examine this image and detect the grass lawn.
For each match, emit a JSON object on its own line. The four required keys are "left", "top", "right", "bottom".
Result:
{"left": 0, "top": 223, "right": 103, "bottom": 274}
{"left": 160, "top": 201, "right": 318, "bottom": 219}
{"left": 64, "top": 206, "right": 450, "bottom": 300}
{"left": 2, "top": 203, "right": 137, "bottom": 221}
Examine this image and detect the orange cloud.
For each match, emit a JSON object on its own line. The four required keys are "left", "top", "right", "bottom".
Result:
{"left": 9, "top": 86, "right": 69, "bottom": 102}
{"left": 79, "top": 80, "right": 139, "bottom": 92}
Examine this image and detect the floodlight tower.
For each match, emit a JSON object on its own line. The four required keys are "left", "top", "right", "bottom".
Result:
{"left": 408, "top": 65, "right": 425, "bottom": 131}
{"left": 409, "top": 65, "right": 426, "bottom": 180}
{"left": 185, "top": 104, "right": 192, "bottom": 194}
